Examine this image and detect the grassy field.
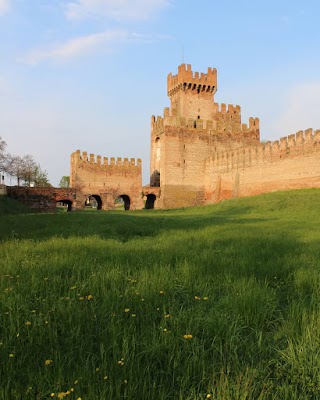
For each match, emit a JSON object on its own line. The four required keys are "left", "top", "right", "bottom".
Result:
{"left": 0, "top": 189, "right": 320, "bottom": 400}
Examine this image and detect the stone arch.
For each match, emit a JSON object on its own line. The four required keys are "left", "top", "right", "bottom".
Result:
{"left": 115, "top": 194, "right": 131, "bottom": 211}
{"left": 85, "top": 195, "right": 102, "bottom": 210}
{"left": 56, "top": 199, "right": 73, "bottom": 212}
{"left": 145, "top": 194, "right": 156, "bottom": 209}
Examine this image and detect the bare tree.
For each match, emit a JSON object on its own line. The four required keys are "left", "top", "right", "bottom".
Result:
{"left": 0, "top": 137, "right": 8, "bottom": 183}
{"left": 20, "top": 155, "right": 37, "bottom": 186}
{"left": 6, "top": 155, "right": 25, "bottom": 186}
{"left": 1, "top": 137, "right": 51, "bottom": 187}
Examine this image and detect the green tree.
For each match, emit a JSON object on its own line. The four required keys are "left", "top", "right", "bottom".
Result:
{"left": 59, "top": 176, "right": 70, "bottom": 188}
{"left": 33, "top": 165, "right": 51, "bottom": 187}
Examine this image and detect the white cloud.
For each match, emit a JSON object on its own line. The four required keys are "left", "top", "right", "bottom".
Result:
{"left": 0, "top": 0, "right": 10, "bottom": 15}
{"left": 272, "top": 82, "right": 320, "bottom": 135}
{"left": 22, "top": 29, "right": 132, "bottom": 65}
{"left": 65, "top": 0, "right": 172, "bottom": 21}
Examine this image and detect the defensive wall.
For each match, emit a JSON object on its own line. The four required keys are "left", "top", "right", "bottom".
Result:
{"left": 205, "top": 128, "right": 320, "bottom": 202}
{"left": 7, "top": 187, "right": 76, "bottom": 211}
{"left": 70, "top": 150, "right": 143, "bottom": 210}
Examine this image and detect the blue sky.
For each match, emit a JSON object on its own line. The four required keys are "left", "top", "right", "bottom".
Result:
{"left": 1, "top": 0, "right": 320, "bottom": 186}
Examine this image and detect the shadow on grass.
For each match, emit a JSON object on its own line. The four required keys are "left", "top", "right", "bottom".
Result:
{"left": 0, "top": 205, "right": 272, "bottom": 243}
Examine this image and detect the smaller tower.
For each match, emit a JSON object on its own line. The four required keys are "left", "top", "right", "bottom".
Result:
{"left": 167, "top": 63, "right": 217, "bottom": 123}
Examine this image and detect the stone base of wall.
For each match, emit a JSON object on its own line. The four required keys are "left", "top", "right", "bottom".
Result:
{"left": 158, "top": 184, "right": 205, "bottom": 209}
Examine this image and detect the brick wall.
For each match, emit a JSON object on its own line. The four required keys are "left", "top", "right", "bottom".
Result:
{"left": 70, "top": 150, "right": 143, "bottom": 210}
{"left": 205, "top": 128, "right": 320, "bottom": 202}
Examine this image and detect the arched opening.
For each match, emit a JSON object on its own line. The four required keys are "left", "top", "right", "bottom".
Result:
{"left": 145, "top": 194, "right": 156, "bottom": 209}
{"left": 56, "top": 199, "right": 73, "bottom": 212}
{"left": 150, "top": 170, "right": 160, "bottom": 187}
{"left": 115, "top": 194, "right": 131, "bottom": 211}
{"left": 85, "top": 195, "right": 102, "bottom": 210}
{"left": 154, "top": 137, "right": 161, "bottom": 172}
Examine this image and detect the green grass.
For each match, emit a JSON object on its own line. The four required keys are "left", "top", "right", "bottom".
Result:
{"left": 0, "top": 195, "right": 33, "bottom": 216}
{"left": 0, "top": 189, "right": 320, "bottom": 399}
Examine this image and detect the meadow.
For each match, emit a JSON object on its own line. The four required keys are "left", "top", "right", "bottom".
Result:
{"left": 0, "top": 189, "right": 320, "bottom": 400}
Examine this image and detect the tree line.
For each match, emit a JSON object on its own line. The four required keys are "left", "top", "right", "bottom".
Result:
{"left": 0, "top": 136, "right": 50, "bottom": 187}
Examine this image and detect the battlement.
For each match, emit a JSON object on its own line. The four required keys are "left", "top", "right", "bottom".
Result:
{"left": 167, "top": 64, "right": 217, "bottom": 97}
{"left": 151, "top": 115, "right": 164, "bottom": 132}
{"left": 215, "top": 103, "right": 241, "bottom": 115}
{"left": 209, "top": 128, "right": 320, "bottom": 172}
{"left": 71, "top": 150, "right": 141, "bottom": 167}
{"left": 152, "top": 104, "right": 259, "bottom": 134}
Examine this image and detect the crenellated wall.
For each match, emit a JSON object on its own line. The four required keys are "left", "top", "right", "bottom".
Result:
{"left": 70, "top": 150, "right": 143, "bottom": 210}
{"left": 71, "top": 150, "right": 141, "bottom": 168}
{"left": 205, "top": 128, "right": 320, "bottom": 202}
{"left": 167, "top": 63, "right": 217, "bottom": 97}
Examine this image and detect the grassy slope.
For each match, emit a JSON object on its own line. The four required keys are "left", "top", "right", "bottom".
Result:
{"left": 0, "top": 195, "right": 32, "bottom": 216}
{"left": 0, "top": 189, "right": 320, "bottom": 399}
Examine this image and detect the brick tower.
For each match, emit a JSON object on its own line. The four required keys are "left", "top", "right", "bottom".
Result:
{"left": 149, "top": 64, "right": 260, "bottom": 209}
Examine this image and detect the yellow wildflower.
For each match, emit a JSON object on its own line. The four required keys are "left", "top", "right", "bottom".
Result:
{"left": 9, "top": 353, "right": 14, "bottom": 358}
{"left": 45, "top": 359, "right": 53, "bottom": 366}
{"left": 131, "top": 313, "right": 136, "bottom": 318}
{"left": 183, "top": 334, "right": 193, "bottom": 339}
{"left": 206, "top": 395, "right": 212, "bottom": 399}
{"left": 79, "top": 297, "right": 84, "bottom": 301}
{"left": 57, "top": 392, "right": 67, "bottom": 398}
{"left": 164, "top": 313, "right": 170, "bottom": 319}
{"left": 124, "top": 308, "right": 130, "bottom": 313}
{"left": 87, "top": 294, "right": 93, "bottom": 300}
{"left": 194, "top": 295, "right": 201, "bottom": 300}
{"left": 203, "top": 296, "right": 209, "bottom": 300}
{"left": 159, "top": 290, "right": 164, "bottom": 295}
{"left": 96, "top": 367, "right": 100, "bottom": 372}
{"left": 25, "top": 321, "right": 32, "bottom": 326}
{"left": 50, "top": 393, "right": 55, "bottom": 397}
{"left": 104, "top": 376, "right": 108, "bottom": 380}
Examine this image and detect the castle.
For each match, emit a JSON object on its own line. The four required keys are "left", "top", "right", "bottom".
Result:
{"left": 68, "top": 63, "right": 320, "bottom": 211}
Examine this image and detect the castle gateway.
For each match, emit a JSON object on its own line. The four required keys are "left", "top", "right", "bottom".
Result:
{"left": 70, "top": 64, "right": 320, "bottom": 210}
